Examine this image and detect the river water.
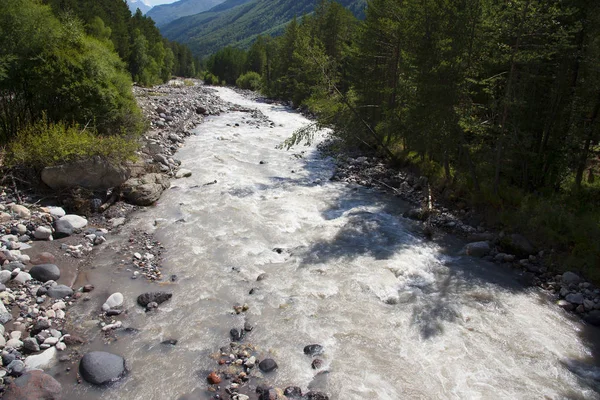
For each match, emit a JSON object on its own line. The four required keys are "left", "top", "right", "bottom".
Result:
{"left": 63, "top": 87, "right": 600, "bottom": 400}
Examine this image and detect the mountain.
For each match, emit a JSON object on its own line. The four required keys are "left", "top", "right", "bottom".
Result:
{"left": 161, "top": 0, "right": 366, "bottom": 57}
{"left": 126, "top": 0, "right": 152, "bottom": 14}
{"left": 146, "top": 0, "right": 226, "bottom": 27}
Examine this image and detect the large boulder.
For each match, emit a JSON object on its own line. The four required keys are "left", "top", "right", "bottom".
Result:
{"left": 58, "top": 215, "right": 87, "bottom": 230}
{"left": 29, "top": 264, "right": 61, "bottom": 282}
{"left": 121, "top": 173, "right": 170, "bottom": 206}
{"left": 79, "top": 351, "right": 126, "bottom": 385}
{"left": 461, "top": 241, "right": 491, "bottom": 258}
{"left": 3, "top": 370, "right": 62, "bottom": 400}
{"left": 41, "top": 157, "right": 130, "bottom": 190}
{"left": 500, "top": 234, "right": 536, "bottom": 257}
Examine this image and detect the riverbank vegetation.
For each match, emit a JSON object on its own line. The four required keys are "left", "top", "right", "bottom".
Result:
{"left": 206, "top": 0, "right": 600, "bottom": 278}
{"left": 0, "top": 0, "right": 199, "bottom": 171}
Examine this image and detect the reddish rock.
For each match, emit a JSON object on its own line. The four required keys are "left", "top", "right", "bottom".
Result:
{"left": 311, "top": 358, "right": 323, "bottom": 370}
{"left": 4, "top": 370, "right": 62, "bottom": 400}
{"left": 0, "top": 252, "right": 7, "bottom": 265}
{"left": 207, "top": 372, "right": 221, "bottom": 384}
{"left": 63, "top": 334, "right": 86, "bottom": 345}
{"left": 30, "top": 252, "right": 56, "bottom": 265}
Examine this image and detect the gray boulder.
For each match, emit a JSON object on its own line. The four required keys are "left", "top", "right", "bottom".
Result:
{"left": 47, "top": 285, "right": 73, "bottom": 298}
{"left": 461, "top": 241, "right": 491, "bottom": 258}
{"left": 137, "top": 292, "right": 172, "bottom": 307}
{"left": 29, "top": 264, "right": 61, "bottom": 282}
{"left": 121, "top": 173, "right": 170, "bottom": 206}
{"left": 58, "top": 215, "right": 87, "bottom": 229}
{"left": 585, "top": 310, "right": 600, "bottom": 326}
{"left": 41, "top": 157, "right": 130, "bottom": 190}
{"left": 54, "top": 219, "right": 74, "bottom": 238}
{"left": 79, "top": 351, "right": 126, "bottom": 385}
{"left": 561, "top": 271, "right": 581, "bottom": 286}
{"left": 565, "top": 293, "right": 584, "bottom": 305}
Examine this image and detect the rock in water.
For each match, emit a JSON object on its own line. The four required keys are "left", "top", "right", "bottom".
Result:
{"left": 585, "top": 310, "right": 600, "bottom": 326}
{"left": 284, "top": 387, "right": 303, "bottom": 398}
{"left": 79, "top": 351, "right": 126, "bottom": 385}
{"left": 102, "top": 293, "right": 124, "bottom": 311}
{"left": 258, "top": 358, "right": 278, "bottom": 373}
{"left": 47, "top": 285, "right": 73, "bottom": 298}
{"left": 461, "top": 241, "right": 491, "bottom": 257}
{"left": 175, "top": 169, "right": 192, "bottom": 179}
{"left": 29, "top": 264, "right": 61, "bottom": 282}
{"left": 304, "top": 344, "right": 324, "bottom": 356}
{"left": 41, "top": 157, "right": 130, "bottom": 190}
{"left": 3, "top": 370, "right": 62, "bottom": 400}
{"left": 306, "top": 392, "right": 330, "bottom": 400}
{"left": 137, "top": 292, "right": 172, "bottom": 307}
{"left": 121, "top": 173, "right": 170, "bottom": 206}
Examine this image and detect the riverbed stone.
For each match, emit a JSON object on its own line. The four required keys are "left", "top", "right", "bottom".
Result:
{"left": 47, "top": 285, "right": 73, "bottom": 298}
{"left": 29, "top": 264, "right": 61, "bottom": 282}
{"left": 561, "top": 271, "right": 581, "bottom": 286}
{"left": 79, "top": 351, "right": 126, "bottom": 385}
{"left": 33, "top": 226, "right": 52, "bottom": 240}
{"left": 30, "top": 252, "right": 56, "bottom": 265}
{"left": 137, "top": 291, "right": 172, "bottom": 307}
{"left": 0, "top": 270, "right": 12, "bottom": 284}
{"left": 22, "top": 338, "right": 40, "bottom": 353}
{"left": 102, "top": 293, "right": 124, "bottom": 311}
{"left": 3, "top": 370, "right": 62, "bottom": 400}
{"left": 557, "top": 300, "right": 575, "bottom": 311}
{"left": 54, "top": 219, "right": 74, "bottom": 238}
{"left": 58, "top": 215, "right": 87, "bottom": 229}
{"left": 24, "top": 347, "right": 57, "bottom": 370}
{"left": 13, "top": 271, "right": 32, "bottom": 284}
{"left": 284, "top": 387, "right": 303, "bottom": 398}
{"left": 121, "top": 173, "right": 170, "bottom": 206}
{"left": 306, "top": 392, "right": 330, "bottom": 400}
{"left": 41, "top": 157, "right": 130, "bottom": 190}
{"left": 9, "top": 205, "right": 30, "bottom": 219}
{"left": 461, "top": 241, "right": 491, "bottom": 258}
{"left": 175, "top": 169, "right": 192, "bottom": 179}
{"left": 258, "top": 358, "right": 278, "bottom": 373}
{"left": 565, "top": 293, "right": 584, "bottom": 305}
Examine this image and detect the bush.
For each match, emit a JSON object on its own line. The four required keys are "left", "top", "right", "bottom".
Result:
{"left": 8, "top": 118, "right": 139, "bottom": 170}
{"left": 203, "top": 72, "right": 220, "bottom": 86}
{"left": 236, "top": 71, "right": 262, "bottom": 91}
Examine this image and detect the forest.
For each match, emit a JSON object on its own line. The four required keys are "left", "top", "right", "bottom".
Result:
{"left": 206, "top": 0, "right": 600, "bottom": 276}
{"left": 0, "top": 0, "right": 199, "bottom": 162}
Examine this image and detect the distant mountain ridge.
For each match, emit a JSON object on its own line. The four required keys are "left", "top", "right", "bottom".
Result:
{"left": 126, "top": 0, "right": 152, "bottom": 14}
{"left": 160, "top": 0, "right": 366, "bottom": 57}
{"left": 146, "top": 0, "right": 226, "bottom": 27}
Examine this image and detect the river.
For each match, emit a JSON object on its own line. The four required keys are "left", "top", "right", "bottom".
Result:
{"left": 62, "top": 87, "right": 600, "bottom": 400}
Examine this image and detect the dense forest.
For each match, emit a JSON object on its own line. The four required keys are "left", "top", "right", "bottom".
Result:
{"left": 0, "top": 0, "right": 199, "bottom": 168}
{"left": 207, "top": 0, "right": 600, "bottom": 275}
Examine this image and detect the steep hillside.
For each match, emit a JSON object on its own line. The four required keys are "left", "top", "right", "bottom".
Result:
{"left": 146, "top": 0, "right": 226, "bottom": 27}
{"left": 161, "top": 0, "right": 365, "bottom": 57}
{"left": 127, "top": 0, "right": 152, "bottom": 14}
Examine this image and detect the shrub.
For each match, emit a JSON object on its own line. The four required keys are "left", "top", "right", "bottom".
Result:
{"left": 8, "top": 117, "right": 139, "bottom": 170}
{"left": 203, "top": 72, "right": 220, "bottom": 86}
{"left": 236, "top": 71, "right": 262, "bottom": 91}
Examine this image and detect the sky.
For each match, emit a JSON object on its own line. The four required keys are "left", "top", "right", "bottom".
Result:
{"left": 144, "top": 0, "right": 177, "bottom": 6}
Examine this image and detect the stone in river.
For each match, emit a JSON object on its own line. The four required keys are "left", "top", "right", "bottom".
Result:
{"left": 175, "top": 169, "right": 192, "bottom": 179}
{"left": 258, "top": 358, "right": 278, "bottom": 373}
{"left": 461, "top": 241, "right": 491, "bottom": 258}
{"left": 79, "top": 351, "right": 126, "bottom": 385}
{"left": 304, "top": 344, "right": 324, "bottom": 356}
{"left": 306, "top": 392, "right": 330, "bottom": 400}
{"left": 137, "top": 292, "right": 172, "bottom": 307}
{"left": 207, "top": 371, "right": 221, "bottom": 384}
{"left": 47, "top": 285, "right": 73, "bottom": 298}
{"left": 311, "top": 359, "right": 324, "bottom": 369}
{"left": 3, "top": 370, "right": 62, "bottom": 400}
{"left": 230, "top": 328, "right": 242, "bottom": 342}
{"left": 284, "top": 387, "right": 303, "bottom": 398}
{"left": 585, "top": 310, "right": 600, "bottom": 326}
{"left": 102, "top": 292, "right": 124, "bottom": 311}
{"left": 29, "top": 264, "right": 61, "bottom": 282}
{"left": 161, "top": 339, "right": 178, "bottom": 346}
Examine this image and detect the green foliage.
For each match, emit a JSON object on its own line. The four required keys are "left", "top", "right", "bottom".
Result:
{"left": 206, "top": 46, "right": 248, "bottom": 85}
{"left": 8, "top": 117, "right": 138, "bottom": 170}
{"left": 236, "top": 71, "right": 262, "bottom": 90}
{"left": 203, "top": 72, "right": 221, "bottom": 85}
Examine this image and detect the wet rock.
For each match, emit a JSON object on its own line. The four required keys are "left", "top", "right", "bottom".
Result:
{"left": 102, "top": 292, "right": 124, "bottom": 311}
{"left": 82, "top": 284, "right": 94, "bottom": 292}
{"left": 244, "top": 321, "right": 254, "bottom": 332}
{"left": 306, "top": 392, "right": 329, "bottom": 400}
{"left": 3, "top": 370, "right": 62, "bottom": 400}
{"left": 312, "top": 359, "right": 324, "bottom": 369}
{"left": 230, "top": 328, "right": 242, "bottom": 342}
{"left": 41, "top": 157, "right": 130, "bottom": 190}
{"left": 257, "top": 273, "right": 268, "bottom": 281}
{"left": 304, "top": 344, "right": 324, "bottom": 356}
{"left": 79, "top": 351, "right": 126, "bottom": 385}
{"left": 29, "top": 264, "right": 61, "bottom": 282}
{"left": 121, "top": 173, "right": 170, "bottom": 206}
{"left": 22, "top": 337, "right": 40, "bottom": 353}
{"left": 557, "top": 300, "right": 575, "bottom": 311}
{"left": 175, "top": 169, "right": 192, "bottom": 179}
{"left": 258, "top": 358, "right": 278, "bottom": 373}
{"left": 106, "top": 310, "right": 122, "bottom": 317}
{"left": 207, "top": 371, "right": 221, "bottom": 384}
{"left": 58, "top": 214, "right": 88, "bottom": 229}
{"left": 24, "top": 347, "right": 57, "bottom": 370}
{"left": 284, "top": 387, "right": 303, "bottom": 398}
{"left": 63, "top": 334, "right": 85, "bottom": 346}
{"left": 47, "top": 285, "right": 73, "bottom": 298}
{"left": 584, "top": 310, "right": 600, "bottom": 326}
{"left": 31, "top": 320, "right": 51, "bottom": 335}
{"left": 7, "top": 360, "right": 25, "bottom": 376}
{"left": 161, "top": 339, "right": 178, "bottom": 346}
{"left": 461, "top": 241, "right": 491, "bottom": 258}
{"left": 137, "top": 292, "right": 172, "bottom": 307}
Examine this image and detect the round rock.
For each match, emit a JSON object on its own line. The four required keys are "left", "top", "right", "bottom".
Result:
{"left": 79, "top": 351, "right": 126, "bottom": 385}
{"left": 3, "top": 370, "right": 62, "bottom": 400}
{"left": 102, "top": 293, "right": 124, "bottom": 311}
{"left": 258, "top": 358, "right": 278, "bottom": 373}
{"left": 29, "top": 264, "right": 61, "bottom": 282}
{"left": 33, "top": 226, "right": 53, "bottom": 240}
{"left": 47, "top": 285, "right": 73, "bottom": 299}
{"left": 304, "top": 344, "right": 324, "bottom": 356}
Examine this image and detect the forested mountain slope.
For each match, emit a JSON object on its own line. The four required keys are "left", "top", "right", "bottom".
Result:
{"left": 127, "top": 0, "right": 152, "bottom": 15}
{"left": 161, "top": 0, "right": 365, "bottom": 57}
{"left": 146, "top": 0, "right": 225, "bottom": 27}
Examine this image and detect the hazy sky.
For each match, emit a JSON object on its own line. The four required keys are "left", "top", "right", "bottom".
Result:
{"left": 145, "top": 0, "right": 177, "bottom": 6}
